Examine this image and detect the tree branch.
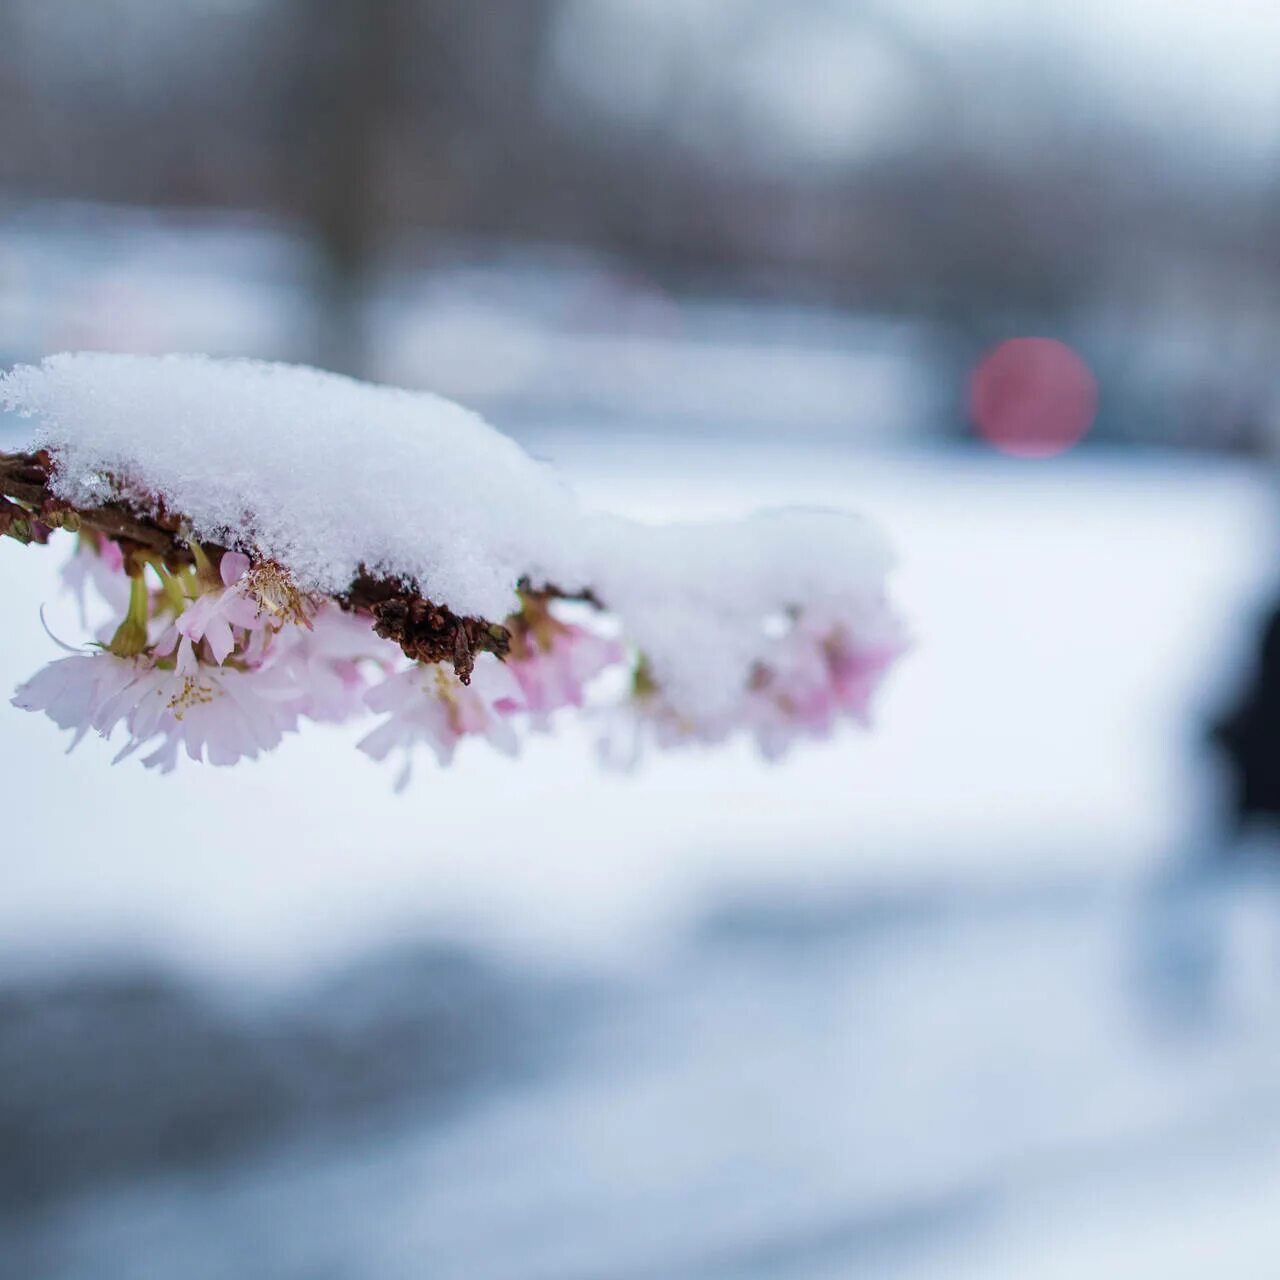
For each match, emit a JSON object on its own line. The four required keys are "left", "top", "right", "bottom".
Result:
{"left": 0, "top": 449, "right": 546, "bottom": 680}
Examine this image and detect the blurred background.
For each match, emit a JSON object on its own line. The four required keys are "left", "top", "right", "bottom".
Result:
{"left": 4, "top": 2, "right": 1280, "bottom": 1276}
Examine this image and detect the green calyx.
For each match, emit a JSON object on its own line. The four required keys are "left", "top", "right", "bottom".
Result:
{"left": 153, "top": 563, "right": 189, "bottom": 617}
{"left": 107, "top": 572, "right": 152, "bottom": 658}
{"left": 632, "top": 655, "right": 658, "bottom": 700}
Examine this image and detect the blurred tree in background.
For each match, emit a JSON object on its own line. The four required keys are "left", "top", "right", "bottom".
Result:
{"left": 0, "top": 0, "right": 1276, "bottom": 445}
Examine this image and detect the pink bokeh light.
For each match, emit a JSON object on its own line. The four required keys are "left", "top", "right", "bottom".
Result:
{"left": 968, "top": 338, "right": 1098, "bottom": 458}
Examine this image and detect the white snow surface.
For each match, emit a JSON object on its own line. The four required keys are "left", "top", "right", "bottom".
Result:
{"left": 0, "top": 352, "right": 896, "bottom": 720}
{"left": 0, "top": 352, "right": 574, "bottom": 620}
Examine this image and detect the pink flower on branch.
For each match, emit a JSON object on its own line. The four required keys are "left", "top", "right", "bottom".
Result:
{"left": 176, "top": 550, "right": 280, "bottom": 665}
{"left": 12, "top": 651, "right": 145, "bottom": 753}
{"left": 358, "top": 656, "right": 522, "bottom": 790}
{"left": 504, "top": 619, "right": 625, "bottom": 726}
{"left": 115, "top": 638, "right": 301, "bottom": 770}
{"left": 749, "top": 607, "right": 909, "bottom": 748}
{"left": 609, "top": 603, "right": 908, "bottom": 766}
{"left": 264, "top": 603, "right": 397, "bottom": 724}
{"left": 60, "top": 532, "right": 129, "bottom": 625}
{"left": 12, "top": 639, "right": 300, "bottom": 770}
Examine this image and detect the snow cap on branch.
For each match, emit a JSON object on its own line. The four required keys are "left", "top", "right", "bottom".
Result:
{"left": 1, "top": 352, "right": 575, "bottom": 621}
{"left": 1, "top": 353, "right": 905, "bottom": 774}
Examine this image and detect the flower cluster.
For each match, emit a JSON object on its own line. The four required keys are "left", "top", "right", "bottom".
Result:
{"left": 599, "top": 604, "right": 907, "bottom": 768}
{"left": 16, "top": 541, "right": 378, "bottom": 771}
{"left": 13, "top": 534, "right": 640, "bottom": 781}
{"left": 9, "top": 506, "right": 904, "bottom": 785}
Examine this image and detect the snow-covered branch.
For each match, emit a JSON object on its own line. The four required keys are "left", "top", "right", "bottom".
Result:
{"left": 0, "top": 354, "right": 906, "bottom": 784}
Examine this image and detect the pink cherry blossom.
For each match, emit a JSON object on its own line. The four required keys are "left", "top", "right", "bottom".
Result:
{"left": 12, "top": 649, "right": 144, "bottom": 752}
{"left": 13, "top": 637, "right": 300, "bottom": 770}
{"left": 175, "top": 550, "right": 273, "bottom": 664}
{"left": 263, "top": 603, "right": 396, "bottom": 723}
{"left": 116, "top": 638, "right": 300, "bottom": 770}
{"left": 743, "top": 607, "right": 908, "bottom": 755}
{"left": 359, "top": 655, "right": 522, "bottom": 790}
{"left": 61, "top": 534, "right": 130, "bottom": 625}
{"left": 503, "top": 624, "right": 624, "bottom": 726}
{"left": 607, "top": 603, "right": 907, "bottom": 766}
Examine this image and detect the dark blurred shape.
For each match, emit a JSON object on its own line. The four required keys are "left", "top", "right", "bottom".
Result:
{"left": 0, "top": 970, "right": 290, "bottom": 1210}
{"left": 281, "top": 0, "right": 408, "bottom": 376}
{"left": 1212, "top": 600, "right": 1280, "bottom": 827}
{"left": 0, "top": 944, "right": 591, "bottom": 1214}
{"left": 968, "top": 337, "right": 1097, "bottom": 458}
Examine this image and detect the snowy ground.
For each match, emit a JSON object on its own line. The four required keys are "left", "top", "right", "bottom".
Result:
{"left": 7, "top": 865, "right": 1280, "bottom": 1280}
{"left": 3, "top": 430, "right": 1280, "bottom": 1276}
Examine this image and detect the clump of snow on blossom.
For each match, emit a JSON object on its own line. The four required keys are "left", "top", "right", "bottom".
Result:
{"left": 2, "top": 352, "right": 903, "bottom": 741}
{"left": 582, "top": 508, "right": 897, "bottom": 722}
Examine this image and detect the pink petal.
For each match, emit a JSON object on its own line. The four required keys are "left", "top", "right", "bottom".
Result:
{"left": 220, "top": 551, "right": 251, "bottom": 588}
